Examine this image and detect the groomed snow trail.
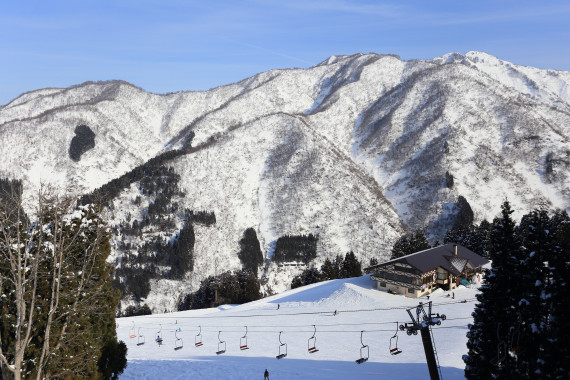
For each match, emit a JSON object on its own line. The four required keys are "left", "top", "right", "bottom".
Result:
{"left": 118, "top": 275, "right": 480, "bottom": 379}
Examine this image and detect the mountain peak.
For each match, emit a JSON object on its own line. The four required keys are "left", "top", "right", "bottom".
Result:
{"left": 1, "top": 51, "right": 568, "bottom": 311}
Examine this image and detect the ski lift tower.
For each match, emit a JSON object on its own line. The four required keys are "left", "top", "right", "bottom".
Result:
{"left": 399, "top": 301, "right": 446, "bottom": 380}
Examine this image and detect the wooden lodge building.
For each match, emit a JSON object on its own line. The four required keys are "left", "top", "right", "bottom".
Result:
{"left": 364, "top": 243, "right": 489, "bottom": 298}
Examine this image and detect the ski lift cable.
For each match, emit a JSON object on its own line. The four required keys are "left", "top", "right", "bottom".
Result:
{"left": 130, "top": 316, "right": 474, "bottom": 332}
{"left": 140, "top": 298, "right": 477, "bottom": 321}
{"left": 149, "top": 324, "right": 471, "bottom": 334}
{"left": 190, "top": 321, "right": 472, "bottom": 333}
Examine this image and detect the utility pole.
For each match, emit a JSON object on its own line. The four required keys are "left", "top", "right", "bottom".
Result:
{"left": 400, "top": 301, "right": 447, "bottom": 380}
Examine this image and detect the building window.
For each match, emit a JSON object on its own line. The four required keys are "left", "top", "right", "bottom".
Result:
{"left": 408, "top": 288, "right": 415, "bottom": 294}
{"left": 380, "top": 282, "right": 386, "bottom": 288}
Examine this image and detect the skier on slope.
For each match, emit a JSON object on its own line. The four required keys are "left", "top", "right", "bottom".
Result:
{"left": 264, "top": 369, "right": 269, "bottom": 379}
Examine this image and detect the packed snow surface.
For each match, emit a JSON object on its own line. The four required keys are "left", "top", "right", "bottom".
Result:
{"left": 118, "top": 275, "right": 480, "bottom": 379}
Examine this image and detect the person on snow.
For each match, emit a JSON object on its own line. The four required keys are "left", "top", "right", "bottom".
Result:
{"left": 264, "top": 369, "right": 269, "bottom": 379}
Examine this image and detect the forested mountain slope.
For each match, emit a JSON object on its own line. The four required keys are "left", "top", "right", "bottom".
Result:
{"left": 1, "top": 51, "right": 568, "bottom": 310}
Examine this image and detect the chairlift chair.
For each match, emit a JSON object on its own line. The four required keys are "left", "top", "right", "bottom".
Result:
{"left": 240, "top": 326, "right": 249, "bottom": 350}
{"left": 390, "top": 323, "right": 402, "bottom": 355}
{"left": 276, "top": 331, "right": 287, "bottom": 359}
{"left": 356, "top": 331, "right": 369, "bottom": 364}
{"left": 216, "top": 331, "right": 226, "bottom": 355}
{"left": 308, "top": 325, "right": 319, "bottom": 354}
{"left": 174, "top": 329, "right": 183, "bottom": 351}
{"left": 195, "top": 326, "right": 203, "bottom": 347}
{"left": 129, "top": 321, "right": 136, "bottom": 338}
{"left": 137, "top": 328, "right": 145, "bottom": 346}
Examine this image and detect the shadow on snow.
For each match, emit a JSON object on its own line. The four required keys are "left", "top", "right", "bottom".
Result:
{"left": 120, "top": 355, "right": 465, "bottom": 380}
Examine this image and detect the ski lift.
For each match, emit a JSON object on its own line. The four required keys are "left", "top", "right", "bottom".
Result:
{"left": 390, "top": 323, "right": 402, "bottom": 355}
{"left": 137, "top": 328, "right": 145, "bottom": 346}
{"left": 129, "top": 321, "right": 136, "bottom": 338}
{"left": 155, "top": 324, "right": 163, "bottom": 346}
{"left": 276, "top": 331, "right": 287, "bottom": 359}
{"left": 195, "top": 326, "right": 203, "bottom": 347}
{"left": 216, "top": 331, "right": 226, "bottom": 355}
{"left": 174, "top": 329, "right": 183, "bottom": 351}
{"left": 240, "top": 326, "right": 249, "bottom": 350}
{"left": 355, "top": 331, "right": 369, "bottom": 364}
{"left": 308, "top": 325, "right": 319, "bottom": 354}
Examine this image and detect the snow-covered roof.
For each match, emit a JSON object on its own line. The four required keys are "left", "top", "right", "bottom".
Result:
{"left": 365, "top": 243, "right": 489, "bottom": 276}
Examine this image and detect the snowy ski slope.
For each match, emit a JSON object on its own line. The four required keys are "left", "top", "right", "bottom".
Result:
{"left": 118, "top": 275, "right": 480, "bottom": 379}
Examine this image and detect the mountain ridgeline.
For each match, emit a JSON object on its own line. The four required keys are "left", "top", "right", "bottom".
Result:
{"left": 0, "top": 51, "right": 568, "bottom": 312}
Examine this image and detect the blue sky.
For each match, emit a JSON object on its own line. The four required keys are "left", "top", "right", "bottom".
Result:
{"left": 1, "top": 0, "right": 569, "bottom": 105}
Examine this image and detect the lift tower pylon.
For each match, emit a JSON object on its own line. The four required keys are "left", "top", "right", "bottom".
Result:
{"left": 399, "top": 301, "right": 446, "bottom": 380}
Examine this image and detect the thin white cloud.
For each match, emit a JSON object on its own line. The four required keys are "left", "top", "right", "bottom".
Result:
{"left": 0, "top": 16, "right": 87, "bottom": 30}
{"left": 437, "top": 5, "right": 570, "bottom": 26}
{"left": 257, "top": 0, "right": 570, "bottom": 27}
{"left": 264, "top": 0, "right": 405, "bottom": 18}
{"left": 223, "top": 38, "right": 314, "bottom": 65}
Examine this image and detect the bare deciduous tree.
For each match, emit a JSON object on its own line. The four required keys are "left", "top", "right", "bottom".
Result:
{"left": 0, "top": 182, "right": 120, "bottom": 380}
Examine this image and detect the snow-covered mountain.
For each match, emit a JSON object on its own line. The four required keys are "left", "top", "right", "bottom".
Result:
{"left": 1, "top": 51, "right": 568, "bottom": 310}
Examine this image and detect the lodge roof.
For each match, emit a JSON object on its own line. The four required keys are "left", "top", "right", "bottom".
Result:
{"left": 365, "top": 243, "right": 489, "bottom": 276}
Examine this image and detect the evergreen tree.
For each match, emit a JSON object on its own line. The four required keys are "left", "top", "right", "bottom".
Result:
{"left": 170, "top": 221, "right": 195, "bottom": 279}
{"left": 445, "top": 220, "right": 492, "bottom": 258}
{"left": 334, "top": 254, "right": 344, "bottom": 275}
{"left": 391, "top": 231, "right": 431, "bottom": 259}
{"left": 320, "top": 258, "right": 339, "bottom": 281}
{"left": 98, "top": 339, "right": 128, "bottom": 380}
{"left": 543, "top": 211, "right": 570, "bottom": 378}
{"left": 291, "top": 267, "right": 321, "bottom": 289}
{"left": 515, "top": 209, "right": 552, "bottom": 377}
{"left": 178, "top": 270, "right": 261, "bottom": 310}
{"left": 341, "top": 252, "right": 362, "bottom": 278}
{"left": 273, "top": 234, "right": 318, "bottom": 263}
{"left": 237, "top": 228, "right": 263, "bottom": 275}
{"left": 236, "top": 269, "right": 261, "bottom": 304}
{"left": 0, "top": 190, "right": 124, "bottom": 379}
{"left": 454, "top": 195, "right": 474, "bottom": 229}
{"left": 464, "top": 200, "right": 522, "bottom": 379}
{"left": 474, "top": 220, "right": 492, "bottom": 258}
{"left": 444, "top": 224, "right": 475, "bottom": 250}
{"left": 291, "top": 275, "right": 304, "bottom": 289}
{"left": 445, "top": 171, "right": 454, "bottom": 188}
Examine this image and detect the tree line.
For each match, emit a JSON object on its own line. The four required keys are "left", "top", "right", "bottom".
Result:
{"left": 272, "top": 234, "right": 318, "bottom": 264}
{"left": 177, "top": 269, "right": 261, "bottom": 310}
{"left": 382, "top": 200, "right": 570, "bottom": 378}
{"left": 464, "top": 202, "right": 569, "bottom": 379}
{"left": 115, "top": 213, "right": 200, "bottom": 304}
{"left": 106, "top": 159, "right": 215, "bottom": 307}
{"left": 291, "top": 252, "right": 363, "bottom": 289}
{"left": 79, "top": 131, "right": 194, "bottom": 207}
